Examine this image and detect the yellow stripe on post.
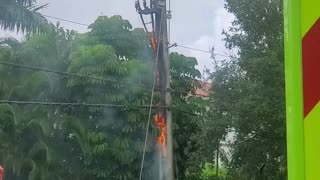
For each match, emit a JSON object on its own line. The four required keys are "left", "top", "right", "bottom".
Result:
{"left": 301, "top": 1, "right": 320, "bottom": 37}
{"left": 304, "top": 102, "right": 320, "bottom": 179}
{"left": 301, "top": 1, "right": 320, "bottom": 180}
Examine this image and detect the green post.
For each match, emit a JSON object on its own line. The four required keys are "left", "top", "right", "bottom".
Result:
{"left": 284, "top": 0, "right": 306, "bottom": 180}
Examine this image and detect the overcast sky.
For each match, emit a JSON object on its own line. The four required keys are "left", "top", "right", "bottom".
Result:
{"left": 1, "top": 0, "right": 234, "bottom": 73}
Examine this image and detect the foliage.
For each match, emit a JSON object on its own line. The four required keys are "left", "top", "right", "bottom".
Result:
{"left": 185, "top": 0, "right": 286, "bottom": 179}
{"left": 169, "top": 52, "right": 204, "bottom": 179}
{"left": 223, "top": 0, "right": 286, "bottom": 178}
{"left": 0, "top": 0, "right": 49, "bottom": 33}
{"left": 0, "top": 0, "right": 289, "bottom": 179}
{"left": 201, "top": 163, "right": 226, "bottom": 180}
{"left": 0, "top": 14, "right": 205, "bottom": 180}
{"left": 182, "top": 0, "right": 287, "bottom": 179}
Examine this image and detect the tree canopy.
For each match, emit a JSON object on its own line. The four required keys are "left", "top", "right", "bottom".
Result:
{"left": 0, "top": 15, "right": 205, "bottom": 180}
{"left": 188, "top": 0, "right": 286, "bottom": 179}
{"left": 0, "top": 0, "right": 49, "bottom": 33}
{"left": 0, "top": 0, "right": 288, "bottom": 179}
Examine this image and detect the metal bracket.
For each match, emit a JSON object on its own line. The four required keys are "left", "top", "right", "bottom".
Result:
{"left": 169, "top": 43, "right": 177, "bottom": 48}
{"left": 139, "top": 8, "right": 160, "bottom": 15}
{"left": 135, "top": 0, "right": 161, "bottom": 15}
{"left": 157, "top": 1, "right": 165, "bottom": 7}
{"left": 167, "top": 12, "right": 172, "bottom": 19}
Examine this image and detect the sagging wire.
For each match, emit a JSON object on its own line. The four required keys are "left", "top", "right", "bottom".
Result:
{"left": 135, "top": 0, "right": 149, "bottom": 33}
{"left": 0, "top": 100, "right": 207, "bottom": 119}
{"left": 168, "top": 0, "right": 171, "bottom": 43}
{"left": 150, "top": 0, "right": 156, "bottom": 44}
{"left": 0, "top": 5, "right": 236, "bottom": 59}
{"left": 0, "top": 60, "right": 148, "bottom": 89}
{"left": 0, "top": 61, "right": 209, "bottom": 97}
{"left": 0, "top": 100, "right": 167, "bottom": 109}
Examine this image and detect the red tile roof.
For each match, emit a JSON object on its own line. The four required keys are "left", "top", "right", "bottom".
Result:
{"left": 194, "top": 81, "right": 211, "bottom": 97}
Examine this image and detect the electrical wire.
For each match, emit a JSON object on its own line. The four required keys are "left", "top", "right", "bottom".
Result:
{"left": 173, "top": 44, "right": 234, "bottom": 58}
{"left": 150, "top": 0, "right": 156, "bottom": 40}
{"left": 43, "top": 14, "right": 90, "bottom": 27}
{"left": 0, "top": 4, "right": 234, "bottom": 59}
{"left": 168, "top": 0, "right": 171, "bottom": 43}
{"left": 172, "top": 107, "right": 205, "bottom": 117}
{"left": 32, "top": 13, "right": 234, "bottom": 59}
{"left": 0, "top": 100, "right": 207, "bottom": 119}
{"left": 0, "top": 61, "right": 148, "bottom": 89}
{"left": 0, "top": 61, "right": 209, "bottom": 97}
{"left": 0, "top": 100, "right": 167, "bottom": 109}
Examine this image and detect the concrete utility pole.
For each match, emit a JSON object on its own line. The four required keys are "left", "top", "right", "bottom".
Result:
{"left": 136, "top": 0, "right": 173, "bottom": 179}
{"left": 154, "top": 0, "right": 174, "bottom": 179}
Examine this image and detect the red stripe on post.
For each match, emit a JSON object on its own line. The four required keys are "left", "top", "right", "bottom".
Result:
{"left": 302, "top": 18, "right": 320, "bottom": 117}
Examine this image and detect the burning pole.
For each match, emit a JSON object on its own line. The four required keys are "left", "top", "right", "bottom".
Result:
{"left": 153, "top": 0, "right": 173, "bottom": 179}
{"left": 136, "top": 0, "right": 173, "bottom": 180}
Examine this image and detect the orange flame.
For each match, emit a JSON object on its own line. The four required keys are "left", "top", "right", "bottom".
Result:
{"left": 153, "top": 114, "right": 167, "bottom": 157}
{"left": 148, "top": 33, "right": 157, "bottom": 54}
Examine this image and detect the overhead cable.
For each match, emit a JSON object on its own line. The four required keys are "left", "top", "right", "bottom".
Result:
{"left": 0, "top": 100, "right": 167, "bottom": 109}
{"left": 0, "top": 100, "right": 208, "bottom": 119}
{"left": 41, "top": 14, "right": 233, "bottom": 58}
{"left": 0, "top": 61, "right": 147, "bottom": 89}
{"left": 0, "top": 61, "right": 209, "bottom": 97}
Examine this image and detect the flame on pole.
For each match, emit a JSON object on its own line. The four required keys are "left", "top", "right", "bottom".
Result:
{"left": 154, "top": 113, "right": 167, "bottom": 157}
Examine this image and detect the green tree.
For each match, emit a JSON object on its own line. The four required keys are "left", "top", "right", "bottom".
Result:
{"left": 207, "top": 0, "right": 286, "bottom": 179}
{"left": 0, "top": 15, "right": 207, "bottom": 180}
{"left": 0, "top": 0, "right": 48, "bottom": 33}
{"left": 184, "top": 0, "right": 286, "bottom": 179}
{"left": 169, "top": 52, "right": 204, "bottom": 180}
{"left": 61, "top": 15, "right": 157, "bottom": 180}
{"left": 0, "top": 25, "right": 77, "bottom": 179}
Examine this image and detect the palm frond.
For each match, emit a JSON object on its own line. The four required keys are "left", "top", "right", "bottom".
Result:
{"left": 0, "top": 37, "right": 21, "bottom": 49}
{"left": 0, "top": 2, "right": 50, "bottom": 33}
{"left": 29, "top": 141, "right": 49, "bottom": 166}
{"left": 0, "top": 104, "right": 16, "bottom": 136}
{"left": 27, "top": 118, "right": 50, "bottom": 137}
{"left": 66, "top": 116, "right": 91, "bottom": 155}
{"left": 16, "top": 0, "right": 35, "bottom": 7}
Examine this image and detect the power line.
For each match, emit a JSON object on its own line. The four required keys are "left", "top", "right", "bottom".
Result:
{"left": 40, "top": 14, "right": 232, "bottom": 58}
{"left": 0, "top": 61, "right": 147, "bottom": 89}
{"left": 0, "top": 12, "right": 212, "bottom": 97}
{"left": 173, "top": 44, "right": 234, "bottom": 58}
{"left": 43, "top": 14, "right": 90, "bottom": 27}
{"left": 168, "top": 0, "right": 172, "bottom": 43}
{"left": 175, "top": 44, "right": 211, "bottom": 53}
{"left": 0, "top": 100, "right": 166, "bottom": 109}
{"left": 0, "top": 61, "right": 210, "bottom": 97}
{"left": 0, "top": 100, "right": 208, "bottom": 119}
{"left": 0, "top": 5, "right": 234, "bottom": 59}
{"left": 172, "top": 107, "right": 206, "bottom": 118}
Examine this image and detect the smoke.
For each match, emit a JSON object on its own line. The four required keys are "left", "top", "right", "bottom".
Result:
{"left": 149, "top": 144, "right": 170, "bottom": 180}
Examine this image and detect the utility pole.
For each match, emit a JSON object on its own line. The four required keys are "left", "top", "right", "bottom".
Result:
{"left": 155, "top": 1, "right": 173, "bottom": 179}
{"left": 136, "top": 0, "right": 173, "bottom": 179}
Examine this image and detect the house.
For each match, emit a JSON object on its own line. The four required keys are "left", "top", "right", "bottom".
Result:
{"left": 194, "top": 81, "right": 211, "bottom": 98}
